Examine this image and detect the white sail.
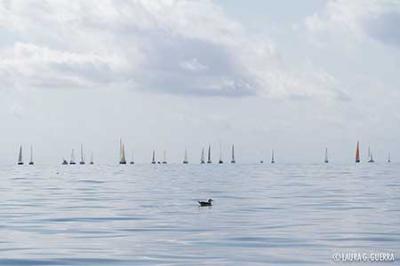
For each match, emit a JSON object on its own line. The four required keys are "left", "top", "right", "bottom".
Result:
{"left": 18, "top": 146, "right": 23, "bottom": 165}
{"left": 201, "top": 148, "right": 205, "bottom": 163}
{"left": 120, "top": 139, "right": 126, "bottom": 164}
{"left": 183, "top": 148, "right": 188, "bottom": 164}
{"left": 80, "top": 144, "right": 85, "bottom": 164}
{"left": 231, "top": 145, "right": 235, "bottom": 163}
{"left": 207, "top": 145, "right": 212, "bottom": 163}
{"left": 152, "top": 150, "right": 156, "bottom": 164}
{"left": 70, "top": 149, "right": 76, "bottom": 164}
{"left": 324, "top": 148, "right": 328, "bottom": 163}
{"left": 271, "top": 149, "right": 275, "bottom": 164}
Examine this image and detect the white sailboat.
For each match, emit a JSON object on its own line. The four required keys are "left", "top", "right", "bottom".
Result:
{"left": 207, "top": 145, "right": 212, "bottom": 164}
{"left": 151, "top": 150, "right": 156, "bottom": 164}
{"left": 231, "top": 145, "right": 236, "bottom": 164}
{"left": 218, "top": 144, "right": 223, "bottom": 164}
{"left": 119, "top": 139, "right": 127, "bottom": 164}
{"left": 130, "top": 151, "right": 135, "bottom": 165}
{"left": 368, "top": 146, "right": 375, "bottom": 163}
{"left": 29, "top": 145, "right": 34, "bottom": 165}
{"left": 70, "top": 149, "right": 76, "bottom": 165}
{"left": 162, "top": 150, "right": 167, "bottom": 164}
{"left": 271, "top": 150, "right": 275, "bottom": 164}
{"left": 200, "top": 148, "right": 205, "bottom": 164}
{"left": 388, "top": 152, "right": 391, "bottom": 163}
{"left": 183, "top": 148, "right": 189, "bottom": 164}
{"left": 324, "top": 148, "right": 328, "bottom": 163}
{"left": 90, "top": 152, "right": 94, "bottom": 165}
{"left": 17, "top": 146, "right": 23, "bottom": 165}
{"left": 80, "top": 144, "right": 85, "bottom": 165}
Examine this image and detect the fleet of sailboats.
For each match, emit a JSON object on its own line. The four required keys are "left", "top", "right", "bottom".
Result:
{"left": 15, "top": 141, "right": 393, "bottom": 165}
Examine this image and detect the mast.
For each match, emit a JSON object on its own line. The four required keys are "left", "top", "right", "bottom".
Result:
{"left": 17, "top": 146, "right": 23, "bottom": 165}
{"left": 207, "top": 145, "right": 212, "bottom": 164}
{"left": 324, "top": 148, "right": 328, "bottom": 163}
{"left": 201, "top": 148, "right": 205, "bottom": 164}
{"left": 29, "top": 145, "right": 34, "bottom": 165}
{"left": 80, "top": 144, "right": 85, "bottom": 164}
{"left": 355, "top": 141, "right": 360, "bottom": 163}
{"left": 119, "top": 139, "right": 126, "bottom": 164}
{"left": 70, "top": 149, "right": 76, "bottom": 164}
{"left": 231, "top": 145, "right": 236, "bottom": 163}
{"left": 152, "top": 150, "right": 156, "bottom": 164}
{"left": 183, "top": 148, "right": 188, "bottom": 164}
{"left": 271, "top": 149, "right": 275, "bottom": 164}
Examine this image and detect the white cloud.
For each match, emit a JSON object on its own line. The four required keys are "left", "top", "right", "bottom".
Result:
{"left": 0, "top": 0, "right": 341, "bottom": 99}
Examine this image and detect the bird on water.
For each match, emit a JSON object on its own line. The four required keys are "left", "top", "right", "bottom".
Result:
{"left": 198, "top": 199, "right": 213, "bottom": 207}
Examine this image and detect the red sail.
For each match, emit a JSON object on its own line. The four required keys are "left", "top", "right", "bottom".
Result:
{"left": 355, "top": 141, "right": 360, "bottom": 163}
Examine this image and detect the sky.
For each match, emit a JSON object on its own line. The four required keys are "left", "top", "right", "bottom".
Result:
{"left": 0, "top": 0, "right": 399, "bottom": 164}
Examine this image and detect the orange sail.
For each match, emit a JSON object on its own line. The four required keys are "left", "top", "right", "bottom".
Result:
{"left": 355, "top": 141, "right": 360, "bottom": 163}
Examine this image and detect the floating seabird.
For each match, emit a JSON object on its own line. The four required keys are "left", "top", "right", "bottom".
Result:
{"left": 198, "top": 199, "right": 213, "bottom": 207}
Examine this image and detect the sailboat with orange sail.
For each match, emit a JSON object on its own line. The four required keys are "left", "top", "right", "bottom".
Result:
{"left": 355, "top": 141, "right": 361, "bottom": 163}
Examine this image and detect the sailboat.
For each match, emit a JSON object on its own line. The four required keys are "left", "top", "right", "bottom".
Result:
{"left": 62, "top": 158, "right": 68, "bottom": 165}
{"left": 207, "top": 145, "right": 212, "bottom": 164}
{"left": 355, "top": 141, "right": 361, "bottom": 163}
{"left": 218, "top": 144, "right": 223, "bottom": 164}
{"left": 271, "top": 150, "right": 275, "bottom": 164}
{"left": 231, "top": 145, "right": 236, "bottom": 164}
{"left": 79, "top": 144, "right": 85, "bottom": 165}
{"left": 119, "top": 139, "right": 127, "bottom": 164}
{"left": 183, "top": 148, "right": 189, "bottom": 164}
{"left": 29, "top": 145, "right": 34, "bottom": 165}
{"left": 200, "top": 148, "right": 205, "bottom": 164}
{"left": 70, "top": 149, "right": 76, "bottom": 165}
{"left": 17, "top": 146, "right": 23, "bottom": 165}
{"left": 151, "top": 150, "right": 156, "bottom": 164}
{"left": 130, "top": 151, "right": 135, "bottom": 165}
{"left": 90, "top": 152, "right": 94, "bottom": 165}
{"left": 324, "top": 148, "right": 328, "bottom": 163}
{"left": 388, "top": 152, "right": 391, "bottom": 163}
{"left": 162, "top": 150, "right": 167, "bottom": 164}
{"left": 367, "top": 146, "right": 375, "bottom": 163}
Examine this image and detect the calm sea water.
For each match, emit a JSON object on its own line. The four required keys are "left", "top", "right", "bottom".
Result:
{"left": 0, "top": 163, "right": 399, "bottom": 265}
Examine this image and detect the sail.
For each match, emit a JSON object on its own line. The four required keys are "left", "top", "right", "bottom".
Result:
{"left": 119, "top": 139, "right": 126, "bottom": 164}
{"left": 207, "top": 145, "right": 212, "bottom": 163}
{"left": 324, "top": 148, "right": 328, "bottom": 163}
{"left": 29, "top": 145, "right": 34, "bottom": 165}
{"left": 18, "top": 146, "right": 23, "bottom": 164}
{"left": 388, "top": 152, "right": 391, "bottom": 163}
{"left": 218, "top": 144, "right": 223, "bottom": 164}
{"left": 201, "top": 148, "right": 205, "bottom": 163}
{"left": 90, "top": 152, "right": 94, "bottom": 164}
{"left": 368, "top": 146, "right": 371, "bottom": 161}
{"left": 183, "top": 148, "right": 188, "bottom": 163}
{"left": 80, "top": 144, "right": 85, "bottom": 163}
{"left": 231, "top": 145, "right": 235, "bottom": 163}
{"left": 70, "top": 149, "right": 76, "bottom": 164}
{"left": 355, "top": 141, "right": 360, "bottom": 163}
{"left": 271, "top": 150, "right": 275, "bottom": 163}
{"left": 152, "top": 150, "right": 156, "bottom": 164}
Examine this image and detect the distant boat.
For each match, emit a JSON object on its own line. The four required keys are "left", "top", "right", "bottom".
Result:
{"left": 151, "top": 150, "right": 156, "bottom": 164}
{"left": 231, "top": 145, "right": 236, "bottom": 164}
{"left": 29, "top": 145, "right": 34, "bottom": 165}
{"left": 90, "top": 152, "right": 94, "bottom": 165}
{"left": 79, "top": 144, "right": 85, "bottom": 165}
{"left": 388, "top": 152, "right": 391, "bottom": 163}
{"left": 62, "top": 158, "right": 68, "bottom": 165}
{"left": 162, "top": 150, "right": 167, "bottom": 164}
{"left": 70, "top": 149, "right": 76, "bottom": 165}
{"left": 130, "top": 151, "right": 135, "bottom": 165}
{"left": 218, "top": 145, "right": 223, "bottom": 164}
{"left": 119, "top": 139, "right": 127, "bottom": 164}
{"left": 260, "top": 160, "right": 264, "bottom": 164}
{"left": 183, "top": 148, "right": 189, "bottom": 164}
{"left": 207, "top": 145, "right": 212, "bottom": 164}
{"left": 17, "top": 146, "right": 24, "bottom": 165}
{"left": 368, "top": 146, "right": 375, "bottom": 163}
{"left": 355, "top": 141, "right": 360, "bottom": 163}
{"left": 271, "top": 150, "right": 275, "bottom": 164}
{"left": 200, "top": 148, "right": 205, "bottom": 164}
{"left": 324, "top": 148, "right": 328, "bottom": 163}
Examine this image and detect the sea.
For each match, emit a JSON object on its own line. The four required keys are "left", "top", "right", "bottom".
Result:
{"left": 0, "top": 163, "right": 398, "bottom": 265}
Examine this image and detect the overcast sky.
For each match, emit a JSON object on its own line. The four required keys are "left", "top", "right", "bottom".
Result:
{"left": 1, "top": 0, "right": 399, "bottom": 164}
